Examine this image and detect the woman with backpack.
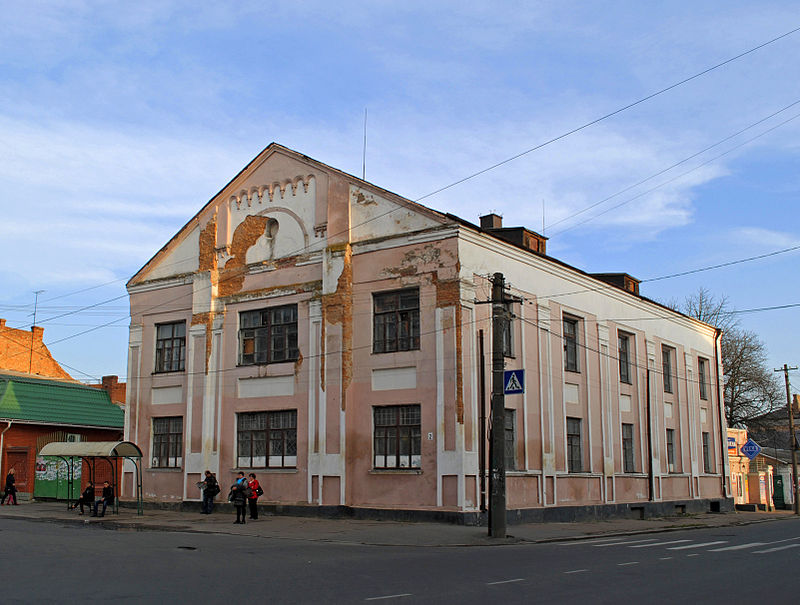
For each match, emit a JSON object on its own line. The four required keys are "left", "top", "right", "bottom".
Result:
{"left": 247, "top": 473, "right": 262, "bottom": 520}
{"left": 228, "top": 479, "right": 250, "bottom": 524}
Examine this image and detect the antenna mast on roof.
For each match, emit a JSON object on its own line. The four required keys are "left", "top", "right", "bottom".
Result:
{"left": 29, "top": 289, "right": 44, "bottom": 373}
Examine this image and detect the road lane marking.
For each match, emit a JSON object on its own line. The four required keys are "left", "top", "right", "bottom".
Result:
{"left": 560, "top": 537, "right": 624, "bottom": 545}
{"left": 668, "top": 541, "right": 727, "bottom": 550}
{"left": 709, "top": 543, "right": 765, "bottom": 552}
{"left": 753, "top": 544, "right": 800, "bottom": 554}
{"left": 617, "top": 562, "right": 639, "bottom": 566}
{"left": 659, "top": 557, "right": 673, "bottom": 560}
{"left": 629, "top": 540, "right": 691, "bottom": 548}
{"left": 686, "top": 554, "right": 700, "bottom": 557}
{"left": 487, "top": 579, "right": 525, "bottom": 585}
{"left": 365, "top": 595, "right": 412, "bottom": 601}
{"left": 594, "top": 539, "right": 657, "bottom": 547}
{"left": 564, "top": 569, "right": 588, "bottom": 574}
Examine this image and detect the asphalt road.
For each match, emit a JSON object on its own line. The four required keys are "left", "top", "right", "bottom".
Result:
{"left": 1, "top": 517, "right": 798, "bottom": 603}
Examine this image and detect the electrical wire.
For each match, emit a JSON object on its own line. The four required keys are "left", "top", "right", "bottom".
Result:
{"left": 413, "top": 25, "right": 800, "bottom": 203}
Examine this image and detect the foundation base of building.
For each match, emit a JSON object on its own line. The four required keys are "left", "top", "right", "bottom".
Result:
{"left": 119, "top": 497, "right": 734, "bottom": 525}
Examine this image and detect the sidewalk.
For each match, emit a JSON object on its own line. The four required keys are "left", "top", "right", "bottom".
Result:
{"left": 0, "top": 501, "right": 796, "bottom": 547}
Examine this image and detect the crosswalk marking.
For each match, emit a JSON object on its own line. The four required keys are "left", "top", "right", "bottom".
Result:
{"left": 629, "top": 539, "right": 691, "bottom": 548}
{"left": 667, "top": 541, "right": 727, "bottom": 550}
{"left": 709, "top": 543, "right": 765, "bottom": 552}
{"left": 594, "top": 538, "right": 657, "bottom": 547}
{"left": 753, "top": 544, "right": 800, "bottom": 554}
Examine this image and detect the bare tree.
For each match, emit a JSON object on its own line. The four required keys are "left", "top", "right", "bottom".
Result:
{"left": 673, "top": 288, "right": 782, "bottom": 427}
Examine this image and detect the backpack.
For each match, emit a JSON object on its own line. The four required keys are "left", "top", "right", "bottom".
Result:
{"left": 256, "top": 485, "right": 264, "bottom": 497}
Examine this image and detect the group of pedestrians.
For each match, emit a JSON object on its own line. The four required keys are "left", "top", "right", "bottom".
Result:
{"left": 198, "top": 470, "right": 262, "bottom": 524}
{"left": 70, "top": 481, "right": 114, "bottom": 516}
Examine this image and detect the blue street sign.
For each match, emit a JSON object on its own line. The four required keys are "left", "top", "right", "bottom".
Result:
{"left": 740, "top": 438, "right": 762, "bottom": 460}
{"left": 504, "top": 370, "right": 524, "bottom": 394}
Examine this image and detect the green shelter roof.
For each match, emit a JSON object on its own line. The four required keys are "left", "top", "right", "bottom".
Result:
{"left": 0, "top": 373, "right": 123, "bottom": 429}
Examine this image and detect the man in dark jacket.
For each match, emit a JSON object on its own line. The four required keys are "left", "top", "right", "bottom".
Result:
{"left": 72, "top": 481, "right": 94, "bottom": 515}
{"left": 91, "top": 481, "right": 114, "bottom": 517}
{"left": 200, "top": 470, "right": 218, "bottom": 514}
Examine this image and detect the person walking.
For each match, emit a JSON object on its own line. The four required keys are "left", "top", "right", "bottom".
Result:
{"left": 200, "top": 471, "right": 219, "bottom": 514}
{"left": 71, "top": 481, "right": 94, "bottom": 515}
{"left": 247, "top": 473, "right": 261, "bottom": 520}
{"left": 91, "top": 481, "right": 114, "bottom": 517}
{"left": 229, "top": 479, "right": 250, "bottom": 524}
{"left": 2, "top": 469, "right": 17, "bottom": 505}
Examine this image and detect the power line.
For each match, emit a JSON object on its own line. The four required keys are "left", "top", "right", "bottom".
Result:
{"left": 413, "top": 25, "right": 800, "bottom": 203}
{"left": 545, "top": 97, "right": 800, "bottom": 231}
{"left": 550, "top": 109, "right": 800, "bottom": 235}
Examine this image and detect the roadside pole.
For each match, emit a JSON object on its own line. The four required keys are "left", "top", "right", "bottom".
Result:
{"left": 775, "top": 364, "right": 799, "bottom": 515}
{"left": 489, "top": 272, "right": 507, "bottom": 538}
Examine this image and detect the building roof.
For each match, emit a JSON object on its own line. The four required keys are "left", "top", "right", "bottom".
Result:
{"left": 0, "top": 319, "right": 72, "bottom": 379}
{"left": 0, "top": 373, "right": 124, "bottom": 429}
{"left": 38, "top": 440, "right": 141, "bottom": 458}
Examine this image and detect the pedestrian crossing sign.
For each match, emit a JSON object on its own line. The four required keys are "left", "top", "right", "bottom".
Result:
{"left": 504, "top": 370, "right": 524, "bottom": 394}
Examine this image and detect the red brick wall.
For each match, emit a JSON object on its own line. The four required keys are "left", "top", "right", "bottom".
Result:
{"left": 1, "top": 423, "right": 123, "bottom": 495}
{"left": 0, "top": 319, "right": 72, "bottom": 379}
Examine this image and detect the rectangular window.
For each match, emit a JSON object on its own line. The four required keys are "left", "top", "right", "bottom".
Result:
{"left": 666, "top": 428, "right": 676, "bottom": 473}
{"left": 502, "top": 313, "right": 513, "bottom": 358}
{"left": 662, "top": 346, "right": 674, "bottom": 394}
{"left": 237, "top": 410, "right": 297, "bottom": 468}
{"left": 239, "top": 305, "right": 299, "bottom": 365}
{"left": 622, "top": 423, "right": 635, "bottom": 473}
{"left": 698, "top": 358, "right": 709, "bottom": 400}
{"left": 373, "top": 404, "right": 421, "bottom": 469}
{"left": 563, "top": 317, "right": 579, "bottom": 372}
{"left": 504, "top": 409, "right": 516, "bottom": 471}
{"left": 702, "top": 431, "right": 712, "bottom": 473}
{"left": 618, "top": 332, "right": 632, "bottom": 384}
{"left": 152, "top": 417, "right": 183, "bottom": 468}
{"left": 566, "top": 417, "right": 582, "bottom": 473}
{"left": 154, "top": 321, "right": 186, "bottom": 373}
{"left": 373, "top": 289, "right": 420, "bottom": 353}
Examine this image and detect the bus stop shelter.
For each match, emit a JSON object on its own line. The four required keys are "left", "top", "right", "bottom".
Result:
{"left": 37, "top": 441, "right": 144, "bottom": 515}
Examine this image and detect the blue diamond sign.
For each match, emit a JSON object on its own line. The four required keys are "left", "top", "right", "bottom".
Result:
{"left": 740, "top": 438, "right": 762, "bottom": 460}
{"left": 503, "top": 370, "right": 524, "bottom": 395}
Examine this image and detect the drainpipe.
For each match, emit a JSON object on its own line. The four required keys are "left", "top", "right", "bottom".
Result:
{"left": 646, "top": 370, "right": 654, "bottom": 501}
{"left": 0, "top": 420, "right": 12, "bottom": 474}
{"left": 714, "top": 328, "right": 728, "bottom": 499}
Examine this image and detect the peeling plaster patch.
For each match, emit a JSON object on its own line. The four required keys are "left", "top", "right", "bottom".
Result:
{"left": 218, "top": 215, "right": 269, "bottom": 297}
{"left": 321, "top": 244, "right": 353, "bottom": 408}
{"left": 433, "top": 272, "right": 464, "bottom": 424}
{"left": 198, "top": 211, "right": 218, "bottom": 273}
{"left": 353, "top": 190, "right": 378, "bottom": 206}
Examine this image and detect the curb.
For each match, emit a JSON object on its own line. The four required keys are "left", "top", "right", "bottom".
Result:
{"left": 1, "top": 510, "right": 796, "bottom": 548}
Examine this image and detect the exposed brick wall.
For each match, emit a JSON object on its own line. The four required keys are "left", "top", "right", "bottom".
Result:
{"left": 0, "top": 319, "right": 72, "bottom": 379}
{"left": 88, "top": 375, "right": 127, "bottom": 405}
{"left": 1, "top": 423, "right": 123, "bottom": 495}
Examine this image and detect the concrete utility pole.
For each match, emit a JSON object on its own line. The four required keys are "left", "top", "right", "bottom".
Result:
{"left": 775, "top": 364, "right": 799, "bottom": 515}
{"left": 489, "top": 272, "right": 507, "bottom": 538}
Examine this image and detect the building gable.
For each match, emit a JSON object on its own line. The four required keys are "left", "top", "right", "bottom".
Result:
{"left": 128, "top": 144, "right": 449, "bottom": 287}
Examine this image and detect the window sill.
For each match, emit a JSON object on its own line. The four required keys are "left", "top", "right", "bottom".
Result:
{"left": 231, "top": 468, "right": 298, "bottom": 474}
{"left": 369, "top": 469, "right": 423, "bottom": 475}
{"left": 152, "top": 370, "right": 185, "bottom": 376}
{"left": 147, "top": 467, "right": 183, "bottom": 472}
{"left": 564, "top": 368, "right": 581, "bottom": 374}
{"left": 371, "top": 349, "right": 421, "bottom": 356}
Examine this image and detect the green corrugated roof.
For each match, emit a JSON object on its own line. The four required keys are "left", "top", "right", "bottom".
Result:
{"left": 0, "top": 373, "right": 123, "bottom": 428}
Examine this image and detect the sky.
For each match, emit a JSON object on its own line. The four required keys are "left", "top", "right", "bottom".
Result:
{"left": 1, "top": 1, "right": 798, "bottom": 385}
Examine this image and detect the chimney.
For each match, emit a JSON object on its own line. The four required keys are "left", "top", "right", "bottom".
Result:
{"left": 102, "top": 375, "right": 118, "bottom": 390}
{"left": 480, "top": 213, "right": 503, "bottom": 230}
{"left": 0, "top": 318, "right": 5, "bottom": 329}
{"left": 31, "top": 326, "right": 44, "bottom": 341}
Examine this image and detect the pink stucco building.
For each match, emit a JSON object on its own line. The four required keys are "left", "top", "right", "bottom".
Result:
{"left": 123, "top": 144, "right": 731, "bottom": 521}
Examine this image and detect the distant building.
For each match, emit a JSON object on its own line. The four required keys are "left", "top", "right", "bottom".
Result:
{"left": 89, "top": 375, "right": 127, "bottom": 406}
{"left": 125, "top": 144, "right": 730, "bottom": 519}
{"left": 0, "top": 320, "right": 124, "bottom": 499}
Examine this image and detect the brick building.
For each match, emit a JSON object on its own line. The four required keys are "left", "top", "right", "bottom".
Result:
{"left": 0, "top": 320, "right": 124, "bottom": 499}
